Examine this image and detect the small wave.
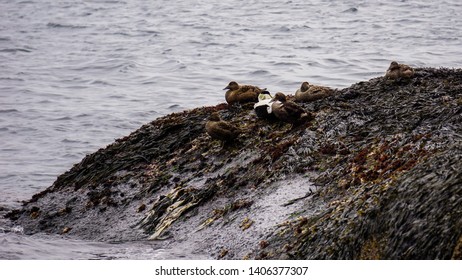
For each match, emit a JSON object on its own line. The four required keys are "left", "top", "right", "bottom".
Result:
{"left": 113, "top": 32, "right": 134, "bottom": 37}
{"left": 0, "top": 225, "right": 25, "bottom": 234}
{"left": 278, "top": 26, "right": 291, "bottom": 32}
{"left": 273, "top": 62, "right": 301, "bottom": 67}
{"left": 108, "top": 94, "right": 123, "bottom": 99}
{"left": 141, "top": 30, "right": 161, "bottom": 35}
{"left": 204, "top": 42, "right": 220, "bottom": 47}
{"left": 0, "top": 48, "right": 31, "bottom": 53}
{"left": 90, "top": 80, "right": 114, "bottom": 86}
{"left": 0, "top": 37, "right": 11, "bottom": 41}
{"left": 51, "top": 116, "right": 72, "bottom": 121}
{"left": 249, "top": 69, "right": 271, "bottom": 76}
{"left": 62, "top": 138, "right": 82, "bottom": 144}
{"left": 37, "top": 99, "right": 52, "bottom": 104}
{"left": 324, "top": 58, "right": 349, "bottom": 65}
{"left": 0, "top": 77, "right": 24, "bottom": 81}
{"left": 141, "top": 80, "right": 157, "bottom": 85}
{"left": 11, "top": 226, "right": 24, "bottom": 234}
{"left": 101, "top": 0, "right": 127, "bottom": 3}
{"left": 46, "top": 22, "right": 87, "bottom": 29}
{"left": 343, "top": 7, "right": 358, "bottom": 13}
{"left": 296, "top": 45, "right": 320, "bottom": 50}
{"left": 0, "top": 109, "right": 19, "bottom": 113}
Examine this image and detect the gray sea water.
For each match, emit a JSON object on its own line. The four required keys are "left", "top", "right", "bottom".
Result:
{"left": 1, "top": 0, "right": 461, "bottom": 259}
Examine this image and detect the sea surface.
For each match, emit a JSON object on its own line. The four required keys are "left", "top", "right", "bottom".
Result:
{"left": 1, "top": 0, "right": 461, "bottom": 259}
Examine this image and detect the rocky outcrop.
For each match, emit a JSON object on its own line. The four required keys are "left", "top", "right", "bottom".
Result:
{"left": 6, "top": 68, "right": 462, "bottom": 259}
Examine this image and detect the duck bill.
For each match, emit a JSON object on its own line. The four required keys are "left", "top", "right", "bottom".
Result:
{"left": 223, "top": 86, "right": 230, "bottom": 90}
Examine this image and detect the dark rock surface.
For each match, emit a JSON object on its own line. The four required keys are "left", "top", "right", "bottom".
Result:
{"left": 6, "top": 67, "right": 462, "bottom": 259}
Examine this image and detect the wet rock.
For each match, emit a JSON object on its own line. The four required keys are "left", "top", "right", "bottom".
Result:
{"left": 6, "top": 67, "right": 462, "bottom": 259}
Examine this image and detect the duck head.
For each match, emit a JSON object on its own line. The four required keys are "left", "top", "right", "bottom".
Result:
{"left": 272, "top": 92, "right": 287, "bottom": 102}
{"left": 389, "top": 61, "right": 400, "bottom": 70}
{"left": 300, "top": 81, "right": 310, "bottom": 92}
{"left": 208, "top": 112, "right": 221, "bottom": 121}
{"left": 258, "top": 90, "right": 273, "bottom": 101}
{"left": 223, "top": 81, "right": 239, "bottom": 90}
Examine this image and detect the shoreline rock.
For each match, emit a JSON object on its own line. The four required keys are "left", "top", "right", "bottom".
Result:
{"left": 6, "top": 67, "right": 462, "bottom": 259}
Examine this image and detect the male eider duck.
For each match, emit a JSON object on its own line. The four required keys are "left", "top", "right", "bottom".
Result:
{"left": 385, "top": 61, "right": 415, "bottom": 80}
{"left": 223, "top": 81, "right": 264, "bottom": 105}
{"left": 205, "top": 112, "right": 241, "bottom": 144}
{"left": 271, "top": 92, "right": 314, "bottom": 125}
{"left": 253, "top": 90, "right": 275, "bottom": 119}
{"left": 295, "top": 81, "right": 334, "bottom": 102}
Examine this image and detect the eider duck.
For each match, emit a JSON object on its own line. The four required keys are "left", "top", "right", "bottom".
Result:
{"left": 271, "top": 92, "right": 314, "bottom": 124}
{"left": 385, "top": 61, "right": 415, "bottom": 80}
{"left": 223, "top": 81, "right": 264, "bottom": 105}
{"left": 253, "top": 90, "right": 275, "bottom": 119}
{"left": 295, "top": 81, "right": 334, "bottom": 102}
{"left": 205, "top": 112, "right": 241, "bottom": 144}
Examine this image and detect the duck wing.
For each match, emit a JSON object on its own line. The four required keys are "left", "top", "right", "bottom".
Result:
{"left": 284, "top": 101, "right": 305, "bottom": 118}
{"left": 206, "top": 121, "right": 240, "bottom": 141}
{"left": 239, "top": 85, "right": 265, "bottom": 94}
{"left": 399, "top": 64, "right": 415, "bottom": 78}
{"left": 309, "top": 85, "right": 332, "bottom": 94}
{"left": 236, "top": 90, "right": 258, "bottom": 103}
{"left": 385, "top": 69, "right": 399, "bottom": 80}
{"left": 217, "top": 121, "right": 241, "bottom": 135}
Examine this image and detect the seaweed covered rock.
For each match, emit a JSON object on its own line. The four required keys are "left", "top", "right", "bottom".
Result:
{"left": 6, "top": 67, "right": 462, "bottom": 259}
{"left": 253, "top": 67, "right": 462, "bottom": 260}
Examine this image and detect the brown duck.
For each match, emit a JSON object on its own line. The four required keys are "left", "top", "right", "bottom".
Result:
{"left": 271, "top": 92, "right": 314, "bottom": 124}
{"left": 205, "top": 112, "right": 241, "bottom": 143}
{"left": 385, "top": 61, "right": 415, "bottom": 80}
{"left": 223, "top": 81, "right": 264, "bottom": 105}
{"left": 295, "top": 81, "right": 334, "bottom": 102}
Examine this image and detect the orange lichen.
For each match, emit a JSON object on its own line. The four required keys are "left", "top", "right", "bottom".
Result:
{"left": 348, "top": 138, "right": 432, "bottom": 186}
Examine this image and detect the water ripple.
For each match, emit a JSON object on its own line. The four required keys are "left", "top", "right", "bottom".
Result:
{"left": 0, "top": 48, "right": 31, "bottom": 53}
{"left": 1, "top": 0, "right": 462, "bottom": 259}
{"left": 46, "top": 22, "right": 88, "bottom": 29}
